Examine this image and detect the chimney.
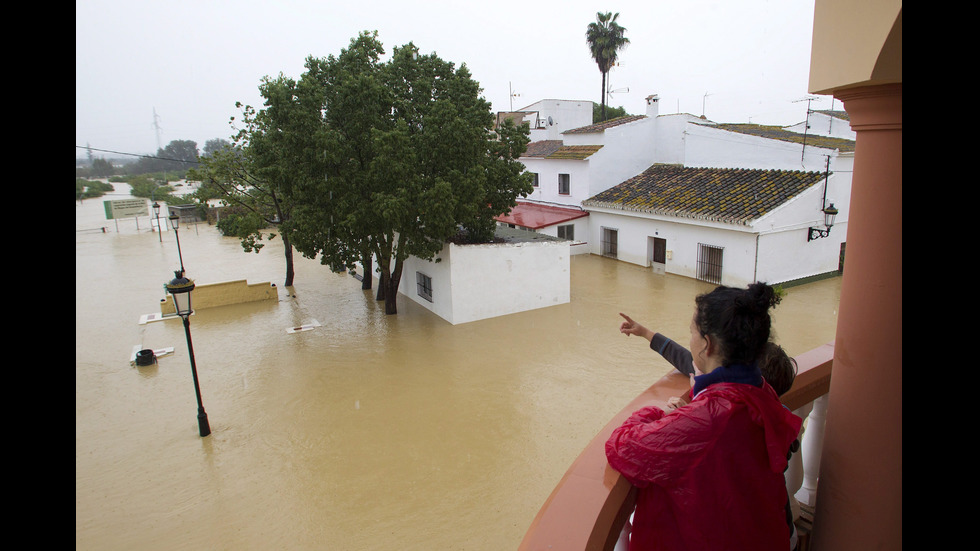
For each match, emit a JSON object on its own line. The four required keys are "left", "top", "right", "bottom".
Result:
{"left": 645, "top": 94, "right": 660, "bottom": 117}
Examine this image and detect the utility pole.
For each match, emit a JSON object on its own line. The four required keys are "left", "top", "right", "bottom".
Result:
{"left": 153, "top": 108, "right": 163, "bottom": 151}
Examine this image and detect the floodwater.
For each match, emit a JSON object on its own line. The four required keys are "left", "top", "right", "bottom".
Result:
{"left": 76, "top": 183, "right": 840, "bottom": 550}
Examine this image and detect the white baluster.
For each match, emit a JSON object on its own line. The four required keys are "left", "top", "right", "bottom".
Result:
{"left": 795, "top": 393, "right": 829, "bottom": 506}
{"left": 786, "top": 401, "right": 812, "bottom": 521}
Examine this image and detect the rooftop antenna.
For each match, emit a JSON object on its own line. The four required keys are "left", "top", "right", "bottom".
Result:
{"left": 701, "top": 92, "right": 713, "bottom": 118}
{"left": 793, "top": 96, "right": 820, "bottom": 163}
{"left": 509, "top": 82, "right": 520, "bottom": 111}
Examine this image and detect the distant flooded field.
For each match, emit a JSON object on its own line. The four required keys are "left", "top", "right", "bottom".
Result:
{"left": 76, "top": 187, "right": 840, "bottom": 550}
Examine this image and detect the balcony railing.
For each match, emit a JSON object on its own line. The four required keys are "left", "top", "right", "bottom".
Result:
{"left": 518, "top": 342, "right": 834, "bottom": 551}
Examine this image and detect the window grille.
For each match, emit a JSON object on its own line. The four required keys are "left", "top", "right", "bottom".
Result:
{"left": 601, "top": 228, "right": 618, "bottom": 258}
{"left": 416, "top": 272, "right": 433, "bottom": 302}
{"left": 696, "top": 243, "right": 724, "bottom": 284}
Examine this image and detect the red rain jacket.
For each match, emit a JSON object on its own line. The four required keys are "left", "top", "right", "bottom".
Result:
{"left": 605, "top": 381, "right": 802, "bottom": 551}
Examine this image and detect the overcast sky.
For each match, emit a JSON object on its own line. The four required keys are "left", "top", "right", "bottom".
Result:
{"left": 76, "top": 0, "right": 828, "bottom": 159}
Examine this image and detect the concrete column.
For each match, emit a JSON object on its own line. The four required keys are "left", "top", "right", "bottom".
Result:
{"left": 811, "top": 83, "right": 902, "bottom": 550}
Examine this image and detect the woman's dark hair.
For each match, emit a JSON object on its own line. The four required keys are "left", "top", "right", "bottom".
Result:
{"left": 693, "top": 282, "right": 781, "bottom": 366}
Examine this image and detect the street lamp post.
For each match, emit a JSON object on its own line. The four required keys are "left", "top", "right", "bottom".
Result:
{"left": 152, "top": 201, "right": 162, "bottom": 243}
{"left": 169, "top": 213, "right": 186, "bottom": 275}
{"left": 165, "top": 271, "right": 211, "bottom": 437}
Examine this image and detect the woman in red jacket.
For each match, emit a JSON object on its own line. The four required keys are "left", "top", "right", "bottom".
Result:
{"left": 605, "top": 282, "right": 802, "bottom": 551}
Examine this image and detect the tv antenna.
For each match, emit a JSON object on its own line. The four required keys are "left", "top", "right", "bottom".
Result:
{"left": 701, "top": 92, "right": 714, "bottom": 118}
{"left": 793, "top": 96, "right": 820, "bottom": 162}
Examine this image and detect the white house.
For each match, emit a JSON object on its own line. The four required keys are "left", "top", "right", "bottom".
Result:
{"left": 582, "top": 164, "right": 846, "bottom": 287}
{"left": 784, "top": 108, "right": 855, "bottom": 140}
{"left": 497, "top": 93, "right": 855, "bottom": 287}
{"left": 398, "top": 227, "right": 570, "bottom": 325}
{"left": 495, "top": 95, "right": 663, "bottom": 253}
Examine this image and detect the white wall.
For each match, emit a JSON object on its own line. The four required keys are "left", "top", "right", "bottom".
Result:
{"left": 565, "top": 118, "right": 658, "bottom": 197}
{"left": 399, "top": 239, "right": 570, "bottom": 325}
{"left": 520, "top": 157, "right": 592, "bottom": 207}
{"left": 585, "top": 193, "right": 847, "bottom": 288}
{"left": 522, "top": 99, "right": 593, "bottom": 141}
{"left": 586, "top": 208, "right": 760, "bottom": 287}
{"left": 684, "top": 123, "right": 838, "bottom": 172}
{"left": 785, "top": 112, "right": 856, "bottom": 140}
{"left": 531, "top": 217, "right": 591, "bottom": 255}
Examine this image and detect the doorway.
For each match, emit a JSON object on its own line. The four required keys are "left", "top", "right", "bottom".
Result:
{"left": 648, "top": 236, "right": 666, "bottom": 275}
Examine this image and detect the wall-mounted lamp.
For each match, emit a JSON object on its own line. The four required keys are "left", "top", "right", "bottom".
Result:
{"left": 808, "top": 203, "right": 839, "bottom": 241}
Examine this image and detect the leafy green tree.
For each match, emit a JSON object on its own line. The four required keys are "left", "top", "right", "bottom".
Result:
{"left": 91, "top": 157, "right": 115, "bottom": 178}
{"left": 592, "top": 102, "right": 629, "bottom": 123}
{"left": 189, "top": 76, "right": 316, "bottom": 287}
{"left": 586, "top": 12, "right": 630, "bottom": 122}
{"left": 202, "top": 138, "right": 232, "bottom": 158}
{"left": 127, "top": 174, "right": 173, "bottom": 200}
{"left": 76, "top": 178, "right": 114, "bottom": 200}
{"left": 288, "top": 32, "right": 532, "bottom": 314}
{"left": 128, "top": 140, "right": 200, "bottom": 176}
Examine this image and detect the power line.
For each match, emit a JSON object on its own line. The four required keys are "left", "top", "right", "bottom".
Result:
{"left": 75, "top": 145, "right": 200, "bottom": 165}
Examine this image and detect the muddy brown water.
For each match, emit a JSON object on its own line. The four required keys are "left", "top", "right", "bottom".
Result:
{"left": 76, "top": 185, "right": 840, "bottom": 550}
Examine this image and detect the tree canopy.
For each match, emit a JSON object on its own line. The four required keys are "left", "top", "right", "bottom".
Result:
{"left": 188, "top": 78, "right": 309, "bottom": 286}
{"left": 586, "top": 12, "right": 630, "bottom": 122}
{"left": 289, "top": 31, "right": 532, "bottom": 314}
{"left": 193, "top": 31, "right": 532, "bottom": 313}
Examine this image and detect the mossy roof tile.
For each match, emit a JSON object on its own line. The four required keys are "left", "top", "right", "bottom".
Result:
{"left": 546, "top": 145, "right": 604, "bottom": 160}
{"left": 708, "top": 123, "right": 855, "bottom": 152}
{"left": 583, "top": 164, "right": 825, "bottom": 225}
{"left": 563, "top": 115, "right": 648, "bottom": 134}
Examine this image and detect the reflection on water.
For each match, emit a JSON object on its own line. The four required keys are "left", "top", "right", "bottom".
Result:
{"left": 76, "top": 187, "right": 840, "bottom": 550}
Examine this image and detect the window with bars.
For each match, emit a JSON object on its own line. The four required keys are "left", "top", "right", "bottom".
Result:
{"left": 416, "top": 271, "right": 433, "bottom": 302}
{"left": 601, "top": 228, "right": 618, "bottom": 258}
{"left": 696, "top": 243, "right": 724, "bottom": 284}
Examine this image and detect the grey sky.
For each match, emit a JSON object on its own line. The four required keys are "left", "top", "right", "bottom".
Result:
{"left": 76, "top": 0, "right": 824, "bottom": 159}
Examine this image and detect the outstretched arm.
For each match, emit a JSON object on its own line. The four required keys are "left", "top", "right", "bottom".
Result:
{"left": 620, "top": 313, "right": 695, "bottom": 376}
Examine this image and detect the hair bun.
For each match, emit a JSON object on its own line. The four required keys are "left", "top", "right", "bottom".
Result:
{"left": 747, "top": 282, "right": 780, "bottom": 311}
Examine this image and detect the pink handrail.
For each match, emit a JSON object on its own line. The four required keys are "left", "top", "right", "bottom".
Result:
{"left": 518, "top": 342, "right": 834, "bottom": 551}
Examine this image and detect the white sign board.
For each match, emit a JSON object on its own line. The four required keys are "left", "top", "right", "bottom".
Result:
{"left": 104, "top": 199, "right": 149, "bottom": 220}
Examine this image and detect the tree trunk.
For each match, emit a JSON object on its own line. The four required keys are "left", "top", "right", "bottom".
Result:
{"left": 383, "top": 259, "right": 403, "bottom": 315}
{"left": 281, "top": 231, "right": 295, "bottom": 287}
{"left": 600, "top": 71, "right": 607, "bottom": 121}
{"left": 361, "top": 252, "right": 373, "bottom": 290}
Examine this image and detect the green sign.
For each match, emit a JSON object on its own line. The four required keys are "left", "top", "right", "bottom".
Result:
{"left": 104, "top": 199, "right": 149, "bottom": 220}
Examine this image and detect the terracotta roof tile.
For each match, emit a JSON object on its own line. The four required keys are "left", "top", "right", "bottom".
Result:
{"left": 583, "top": 164, "right": 826, "bottom": 225}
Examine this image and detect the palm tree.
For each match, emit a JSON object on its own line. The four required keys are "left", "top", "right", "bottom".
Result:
{"left": 586, "top": 12, "right": 630, "bottom": 122}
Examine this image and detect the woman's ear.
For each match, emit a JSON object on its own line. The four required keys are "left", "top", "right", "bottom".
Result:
{"left": 703, "top": 334, "right": 717, "bottom": 358}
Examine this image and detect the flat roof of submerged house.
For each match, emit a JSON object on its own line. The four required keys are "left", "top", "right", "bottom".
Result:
{"left": 494, "top": 201, "right": 590, "bottom": 230}
{"left": 492, "top": 225, "right": 566, "bottom": 244}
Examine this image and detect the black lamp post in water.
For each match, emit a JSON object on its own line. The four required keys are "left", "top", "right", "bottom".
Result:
{"left": 169, "top": 213, "right": 186, "bottom": 275}
{"left": 152, "top": 201, "right": 162, "bottom": 243}
{"left": 165, "top": 271, "right": 211, "bottom": 437}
